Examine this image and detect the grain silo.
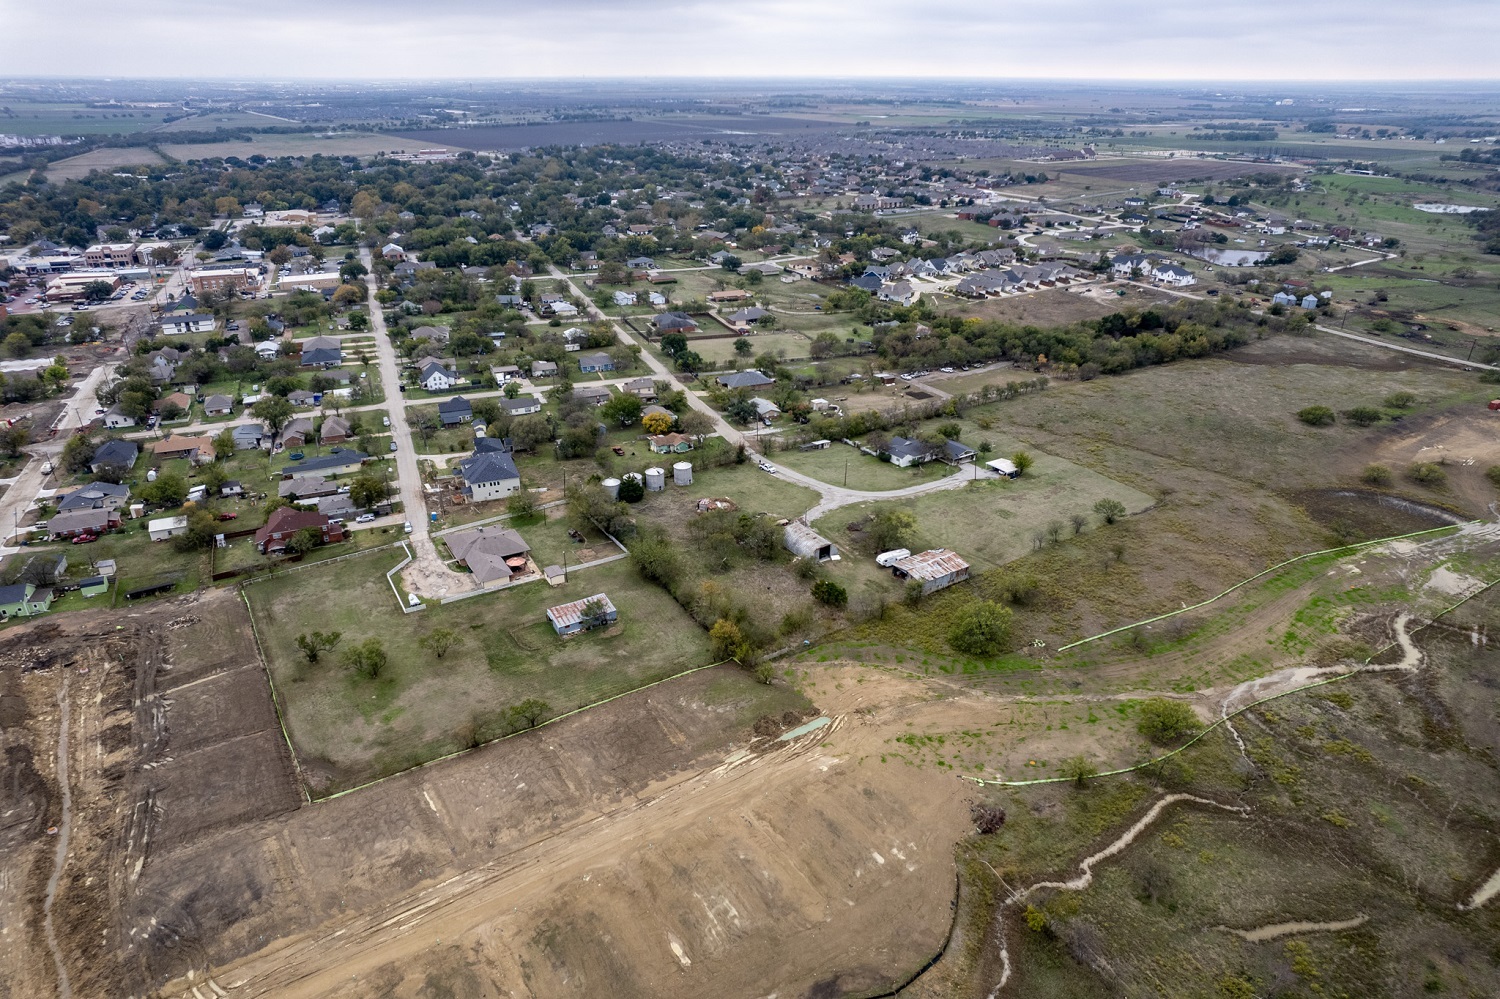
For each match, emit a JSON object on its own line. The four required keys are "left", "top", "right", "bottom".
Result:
{"left": 644, "top": 467, "right": 666, "bottom": 492}
{"left": 672, "top": 461, "right": 693, "bottom": 486}
{"left": 601, "top": 477, "right": 621, "bottom": 500}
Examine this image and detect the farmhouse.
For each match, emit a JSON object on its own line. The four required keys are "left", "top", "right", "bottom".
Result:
{"left": 417, "top": 360, "right": 459, "bottom": 392}
{"left": 890, "top": 548, "right": 971, "bottom": 595}
{"left": 784, "top": 521, "right": 839, "bottom": 562}
{"left": 883, "top": 436, "right": 934, "bottom": 468}
{"left": 647, "top": 433, "right": 694, "bottom": 454}
{"left": 546, "top": 593, "right": 619, "bottom": 636}
{"left": 444, "top": 526, "right": 533, "bottom": 585}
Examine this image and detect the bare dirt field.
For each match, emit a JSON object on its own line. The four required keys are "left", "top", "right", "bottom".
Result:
{"left": 158, "top": 133, "right": 410, "bottom": 161}
{"left": 4, "top": 585, "right": 1051, "bottom": 999}
{"left": 939, "top": 285, "right": 1172, "bottom": 328}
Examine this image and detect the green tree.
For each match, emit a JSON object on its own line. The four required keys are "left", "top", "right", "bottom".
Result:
{"left": 675, "top": 350, "right": 705, "bottom": 375}
{"left": 1383, "top": 391, "right": 1416, "bottom": 409}
{"left": 1297, "top": 405, "right": 1336, "bottom": 426}
{"left": 1362, "top": 464, "right": 1393, "bottom": 487}
{"left": 254, "top": 395, "right": 295, "bottom": 437}
{"left": 420, "top": 627, "right": 461, "bottom": 659}
{"left": 600, "top": 392, "right": 643, "bottom": 427}
{"left": 284, "top": 525, "right": 324, "bottom": 554}
{"left": 508, "top": 697, "right": 550, "bottom": 729}
{"left": 295, "top": 631, "right": 342, "bottom": 663}
{"left": 868, "top": 509, "right": 918, "bottom": 552}
{"left": 342, "top": 638, "right": 389, "bottom": 679}
{"left": 172, "top": 509, "right": 219, "bottom": 552}
{"left": 1408, "top": 462, "right": 1446, "bottom": 487}
{"left": 811, "top": 578, "right": 847, "bottom": 607}
{"left": 948, "top": 600, "right": 1012, "bottom": 657}
{"left": 617, "top": 475, "right": 645, "bottom": 502}
{"left": 659, "top": 332, "right": 688, "bottom": 357}
{"left": 1011, "top": 451, "right": 1034, "bottom": 476}
{"left": 4, "top": 332, "right": 31, "bottom": 357}
{"left": 709, "top": 618, "right": 752, "bottom": 661}
{"left": 1136, "top": 697, "right": 1199, "bottom": 745}
{"left": 1093, "top": 498, "right": 1126, "bottom": 524}
{"left": 349, "top": 472, "right": 390, "bottom": 509}
{"left": 733, "top": 337, "right": 752, "bottom": 357}
{"left": 510, "top": 414, "right": 552, "bottom": 452}
{"left": 1344, "top": 406, "right": 1383, "bottom": 427}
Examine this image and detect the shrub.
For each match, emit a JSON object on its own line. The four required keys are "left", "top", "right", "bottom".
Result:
{"left": 709, "top": 618, "right": 751, "bottom": 661}
{"left": 948, "top": 600, "right": 1013, "bottom": 657}
{"left": 1296, "top": 405, "right": 1336, "bottom": 426}
{"left": 1344, "top": 406, "right": 1383, "bottom": 427}
{"left": 1093, "top": 498, "right": 1126, "bottom": 524}
{"left": 617, "top": 475, "right": 645, "bottom": 502}
{"left": 1408, "top": 462, "right": 1446, "bottom": 487}
{"left": 1059, "top": 755, "right": 1099, "bottom": 787}
{"left": 811, "top": 578, "right": 848, "bottom": 608}
{"left": 1011, "top": 450, "right": 1035, "bottom": 475}
{"left": 1486, "top": 465, "right": 1500, "bottom": 489}
{"left": 1361, "top": 464, "right": 1392, "bottom": 487}
{"left": 1136, "top": 697, "right": 1199, "bottom": 745}
{"left": 1383, "top": 391, "right": 1417, "bottom": 409}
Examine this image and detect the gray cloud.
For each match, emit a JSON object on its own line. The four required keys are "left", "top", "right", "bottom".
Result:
{"left": 10, "top": 0, "right": 1500, "bottom": 79}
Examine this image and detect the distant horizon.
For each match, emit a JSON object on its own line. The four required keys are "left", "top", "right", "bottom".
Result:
{"left": 10, "top": 0, "right": 1500, "bottom": 83}
{"left": 5, "top": 76, "right": 1500, "bottom": 89}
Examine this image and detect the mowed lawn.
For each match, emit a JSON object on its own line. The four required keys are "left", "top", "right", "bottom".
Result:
{"left": 814, "top": 442, "right": 1154, "bottom": 572}
{"left": 772, "top": 443, "right": 958, "bottom": 491}
{"left": 246, "top": 552, "right": 713, "bottom": 792}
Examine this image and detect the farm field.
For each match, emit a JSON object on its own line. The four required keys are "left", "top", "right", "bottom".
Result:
{"left": 158, "top": 131, "right": 411, "bottom": 161}
{"left": 244, "top": 550, "right": 715, "bottom": 793}
{"left": 40, "top": 146, "right": 168, "bottom": 180}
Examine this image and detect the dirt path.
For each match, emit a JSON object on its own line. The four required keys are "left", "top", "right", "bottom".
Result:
{"left": 1217, "top": 915, "right": 1368, "bottom": 942}
{"left": 1459, "top": 868, "right": 1500, "bottom": 911}
{"left": 42, "top": 676, "right": 73, "bottom": 999}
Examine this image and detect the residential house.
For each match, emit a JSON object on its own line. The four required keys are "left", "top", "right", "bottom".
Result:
{"left": 286, "top": 390, "right": 319, "bottom": 408}
{"left": 849, "top": 272, "right": 884, "bottom": 293}
{"left": 221, "top": 481, "right": 243, "bottom": 498}
{"left": 749, "top": 397, "right": 781, "bottom": 423}
{"left": 1152, "top": 263, "right": 1196, "bottom": 287}
{"left": 0, "top": 583, "right": 53, "bottom": 620}
{"left": 613, "top": 290, "right": 638, "bottom": 307}
{"left": 708, "top": 289, "right": 751, "bottom": 304}
{"left": 502, "top": 396, "right": 543, "bottom": 416}
{"left": 444, "top": 525, "right": 532, "bottom": 584}
{"left": 652, "top": 311, "right": 697, "bottom": 334}
{"left": 148, "top": 434, "right": 216, "bottom": 464}
{"left": 280, "top": 418, "right": 315, "bottom": 447}
{"left": 417, "top": 360, "right": 459, "bottom": 392}
{"left": 546, "top": 593, "right": 618, "bottom": 635}
{"left": 625, "top": 256, "right": 655, "bottom": 270}
{"left": 102, "top": 405, "right": 137, "bottom": 429}
{"left": 530, "top": 360, "right": 558, "bottom": 379}
{"left": 438, "top": 397, "right": 473, "bottom": 427}
{"left": 728, "top": 306, "right": 771, "bottom": 326}
{"left": 647, "top": 433, "right": 694, "bottom": 454}
{"left": 883, "top": 436, "right": 935, "bottom": 468}
{"left": 152, "top": 392, "right": 192, "bottom": 417}
{"left": 57, "top": 481, "right": 130, "bottom": 513}
{"left": 280, "top": 448, "right": 368, "bottom": 478}
{"left": 877, "top": 281, "right": 918, "bottom": 306}
{"left": 203, "top": 394, "right": 234, "bottom": 416}
{"left": 89, "top": 439, "right": 139, "bottom": 474}
{"left": 578, "top": 352, "right": 615, "bottom": 374}
{"left": 77, "top": 576, "right": 110, "bottom": 599}
{"left": 254, "top": 507, "right": 346, "bottom": 553}
{"left": 457, "top": 449, "right": 522, "bottom": 503}
{"left": 491, "top": 364, "right": 522, "bottom": 383}
{"left": 648, "top": 291, "right": 668, "bottom": 307}
{"left": 715, "top": 369, "right": 775, "bottom": 390}
{"left": 319, "top": 415, "right": 352, "bottom": 444}
{"left": 562, "top": 327, "right": 588, "bottom": 351}
{"left": 571, "top": 385, "right": 611, "bottom": 407}
{"left": 148, "top": 516, "right": 189, "bottom": 542}
{"left": 278, "top": 474, "right": 341, "bottom": 499}
{"left": 159, "top": 313, "right": 216, "bottom": 336}
{"left": 941, "top": 439, "right": 977, "bottom": 465}
{"left": 890, "top": 548, "right": 971, "bottom": 595}
{"left": 45, "top": 509, "right": 121, "bottom": 539}
{"left": 231, "top": 424, "right": 267, "bottom": 450}
{"left": 622, "top": 377, "right": 656, "bottom": 400}
{"left": 299, "top": 345, "right": 342, "bottom": 368}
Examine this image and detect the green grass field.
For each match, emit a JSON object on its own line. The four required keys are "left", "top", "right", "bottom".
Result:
{"left": 245, "top": 552, "right": 714, "bottom": 792}
{"left": 772, "top": 443, "right": 958, "bottom": 491}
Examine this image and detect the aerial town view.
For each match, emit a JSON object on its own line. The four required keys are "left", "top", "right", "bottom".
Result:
{"left": 1, "top": 6, "right": 1499, "bottom": 998}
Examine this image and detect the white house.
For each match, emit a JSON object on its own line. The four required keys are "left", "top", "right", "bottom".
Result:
{"left": 458, "top": 449, "right": 522, "bottom": 502}
{"left": 103, "top": 405, "right": 137, "bottom": 429}
{"left": 417, "top": 360, "right": 458, "bottom": 392}
{"left": 159, "top": 313, "right": 216, "bottom": 335}
{"left": 1151, "top": 263, "right": 1196, "bottom": 287}
{"left": 148, "top": 516, "right": 189, "bottom": 542}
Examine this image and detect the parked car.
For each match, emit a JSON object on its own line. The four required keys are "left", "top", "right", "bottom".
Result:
{"left": 355, "top": 513, "right": 376, "bottom": 524}
{"left": 381, "top": 416, "right": 390, "bottom": 427}
{"left": 389, "top": 440, "right": 397, "bottom": 452}
{"left": 403, "top": 521, "right": 413, "bottom": 534}
{"left": 71, "top": 534, "right": 98, "bottom": 544}
{"left": 217, "top": 512, "right": 238, "bottom": 521}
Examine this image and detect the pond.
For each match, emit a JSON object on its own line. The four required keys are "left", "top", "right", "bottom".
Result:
{"left": 1190, "top": 247, "right": 1270, "bottom": 267}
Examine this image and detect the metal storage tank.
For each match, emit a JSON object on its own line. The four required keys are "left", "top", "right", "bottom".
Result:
{"left": 601, "top": 477, "right": 621, "bottom": 500}
{"left": 644, "top": 467, "right": 666, "bottom": 492}
{"left": 622, "top": 471, "right": 643, "bottom": 488}
{"left": 672, "top": 461, "right": 693, "bottom": 486}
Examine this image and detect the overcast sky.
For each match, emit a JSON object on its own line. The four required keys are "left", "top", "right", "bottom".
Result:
{"left": 11, "top": 0, "right": 1500, "bottom": 80}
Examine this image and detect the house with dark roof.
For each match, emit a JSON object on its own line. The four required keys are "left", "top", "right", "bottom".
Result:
{"left": 444, "top": 525, "right": 532, "bottom": 584}
{"left": 502, "top": 396, "right": 542, "bottom": 416}
{"left": 57, "top": 481, "right": 130, "bottom": 513}
{"left": 715, "top": 369, "right": 775, "bottom": 390}
{"left": 530, "top": 360, "right": 558, "bottom": 378}
{"left": 89, "top": 438, "right": 139, "bottom": 474}
{"left": 280, "top": 417, "right": 315, "bottom": 446}
{"left": 280, "top": 448, "right": 368, "bottom": 477}
{"left": 203, "top": 394, "right": 234, "bottom": 416}
{"left": 232, "top": 424, "right": 268, "bottom": 450}
{"left": 883, "top": 436, "right": 936, "bottom": 467}
{"left": 418, "top": 360, "right": 458, "bottom": 392}
{"left": 0, "top": 583, "right": 53, "bottom": 620}
{"left": 300, "top": 346, "right": 342, "bottom": 369}
{"left": 319, "top": 415, "right": 352, "bottom": 443}
{"left": 941, "top": 439, "right": 977, "bottom": 465}
{"left": 578, "top": 352, "right": 614, "bottom": 373}
{"left": 572, "top": 385, "right": 611, "bottom": 406}
{"left": 652, "top": 312, "right": 697, "bottom": 333}
{"left": 438, "top": 397, "right": 473, "bottom": 426}
{"left": 457, "top": 449, "right": 522, "bottom": 503}
{"left": 279, "top": 474, "right": 341, "bottom": 499}
{"left": 45, "top": 508, "right": 120, "bottom": 539}
{"left": 254, "top": 508, "right": 346, "bottom": 553}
